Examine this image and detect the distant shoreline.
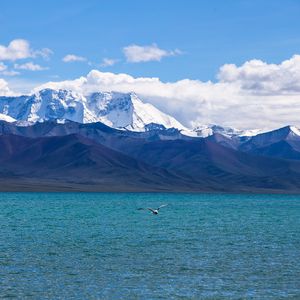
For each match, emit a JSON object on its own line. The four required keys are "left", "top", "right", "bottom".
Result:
{"left": 1, "top": 179, "right": 300, "bottom": 195}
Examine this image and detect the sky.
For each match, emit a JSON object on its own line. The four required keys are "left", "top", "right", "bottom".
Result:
{"left": 1, "top": 0, "right": 300, "bottom": 130}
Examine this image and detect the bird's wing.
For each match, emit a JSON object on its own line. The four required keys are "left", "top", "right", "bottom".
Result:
{"left": 157, "top": 204, "right": 168, "bottom": 210}
{"left": 137, "top": 208, "right": 145, "bottom": 210}
{"left": 147, "top": 208, "right": 156, "bottom": 213}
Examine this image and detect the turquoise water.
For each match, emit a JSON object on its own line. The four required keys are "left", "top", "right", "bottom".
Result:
{"left": 0, "top": 193, "right": 299, "bottom": 299}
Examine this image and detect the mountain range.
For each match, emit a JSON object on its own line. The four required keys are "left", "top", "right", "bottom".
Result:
{"left": 0, "top": 89, "right": 300, "bottom": 192}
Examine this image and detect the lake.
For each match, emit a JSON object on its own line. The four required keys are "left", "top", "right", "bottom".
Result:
{"left": 0, "top": 193, "right": 299, "bottom": 299}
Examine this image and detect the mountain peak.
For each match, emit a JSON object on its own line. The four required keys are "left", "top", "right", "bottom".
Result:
{"left": 86, "top": 90, "right": 188, "bottom": 131}
{"left": 0, "top": 89, "right": 187, "bottom": 132}
{"left": 193, "top": 124, "right": 244, "bottom": 137}
{"left": 288, "top": 125, "right": 300, "bottom": 136}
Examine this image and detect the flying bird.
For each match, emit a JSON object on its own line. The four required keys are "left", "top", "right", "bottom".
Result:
{"left": 138, "top": 204, "right": 168, "bottom": 215}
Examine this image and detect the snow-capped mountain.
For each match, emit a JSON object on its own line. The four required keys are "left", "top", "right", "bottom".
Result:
{"left": 193, "top": 124, "right": 261, "bottom": 138}
{"left": 0, "top": 89, "right": 85, "bottom": 124}
{"left": 86, "top": 92, "right": 187, "bottom": 131}
{"left": 236, "top": 125, "right": 300, "bottom": 160}
{"left": 1, "top": 88, "right": 300, "bottom": 148}
{"left": 240, "top": 125, "right": 300, "bottom": 150}
{"left": 0, "top": 89, "right": 188, "bottom": 132}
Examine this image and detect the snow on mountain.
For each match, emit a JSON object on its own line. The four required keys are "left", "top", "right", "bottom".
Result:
{"left": 0, "top": 89, "right": 85, "bottom": 123}
{"left": 86, "top": 92, "right": 187, "bottom": 131}
{"left": 1, "top": 88, "right": 296, "bottom": 143}
{"left": 0, "top": 113, "right": 16, "bottom": 123}
{"left": 289, "top": 126, "right": 300, "bottom": 138}
{"left": 238, "top": 125, "right": 300, "bottom": 157}
{"left": 245, "top": 125, "right": 300, "bottom": 147}
{"left": 192, "top": 124, "right": 260, "bottom": 138}
{"left": 0, "top": 89, "right": 188, "bottom": 132}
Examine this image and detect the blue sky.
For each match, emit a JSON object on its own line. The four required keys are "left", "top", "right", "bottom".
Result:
{"left": 1, "top": 0, "right": 300, "bottom": 84}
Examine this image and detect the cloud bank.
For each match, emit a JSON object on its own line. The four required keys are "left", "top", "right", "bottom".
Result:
{"left": 218, "top": 55, "right": 300, "bottom": 95}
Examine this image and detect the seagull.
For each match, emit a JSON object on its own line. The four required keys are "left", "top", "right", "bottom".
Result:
{"left": 138, "top": 204, "right": 168, "bottom": 215}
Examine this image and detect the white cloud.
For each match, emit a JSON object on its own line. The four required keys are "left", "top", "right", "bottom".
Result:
{"left": 14, "top": 62, "right": 48, "bottom": 71}
{"left": 218, "top": 55, "right": 300, "bottom": 95}
{"left": 100, "top": 58, "right": 118, "bottom": 67}
{"left": 0, "top": 62, "right": 20, "bottom": 76}
{"left": 62, "top": 54, "right": 87, "bottom": 63}
{"left": 0, "top": 62, "right": 7, "bottom": 72}
{"left": 0, "top": 78, "right": 14, "bottom": 96}
{"left": 34, "top": 48, "right": 53, "bottom": 60}
{"left": 0, "top": 39, "right": 52, "bottom": 61}
{"left": 1, "top": 70, "right": 20, "bottom": 76}
{"left": 0, "top": 39, "right": 31, "bottom": 61}
{"left": 28, "top": 54, "right": 300, "bottom": 131}
{"left": 123, "top": 44, "right": 181, "bottom": 63}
